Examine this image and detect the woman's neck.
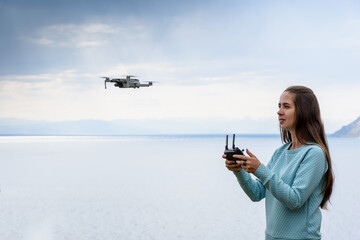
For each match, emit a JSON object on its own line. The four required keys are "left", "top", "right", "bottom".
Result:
{"left": 289, "top": 131, "right": 302, "bottom": 150}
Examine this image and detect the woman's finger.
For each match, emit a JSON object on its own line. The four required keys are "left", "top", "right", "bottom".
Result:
{"left": 225, "top": 160, "right": 237, "bottom": 165}
{"left": 233, "top": 154, "right": 248, "bottom": 160}
{"left": 226, "top": 163, "right": 241, "bottom": 170}
{"left": 236, "top": 160, "right": 246, "bottom": 165}
{"left": 246, "top": 148, "right": 256, "bottom": 157}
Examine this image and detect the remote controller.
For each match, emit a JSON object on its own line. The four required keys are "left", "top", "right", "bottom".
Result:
{"left": 224, "top": 134, "right": 244, "bottom": 161}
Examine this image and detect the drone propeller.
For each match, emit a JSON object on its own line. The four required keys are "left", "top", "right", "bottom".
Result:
{"left": 122, "top": 75, "right": 137, "bottom": 78}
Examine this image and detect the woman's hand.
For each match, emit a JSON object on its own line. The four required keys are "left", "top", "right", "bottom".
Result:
{"left": 222, "top": 154, "right": 242, "bottom": 172}
{"left": 234, "top": 149, "right": 261, "bottom": 173}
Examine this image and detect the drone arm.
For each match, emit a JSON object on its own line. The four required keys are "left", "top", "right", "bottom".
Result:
{"left": 139, "top": 82, "right": 153, "bottom": 87}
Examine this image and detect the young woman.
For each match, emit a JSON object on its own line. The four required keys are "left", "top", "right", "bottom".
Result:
{"left": 224, "top": 86, "right": 334, "bottom": 240}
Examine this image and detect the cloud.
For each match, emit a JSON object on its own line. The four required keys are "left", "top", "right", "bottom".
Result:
{"left": 0, "top": 71, "right": 85, "bottom": 98}
{"left": 0, "top": 73, "right": 53, "bottom": 83}
{"left": 77, "top": 41, "right": 104, "bottom": 47}
{"left": 26, "top": 22, "right": 145, "bottom": 48}
{"left": 32, "top": 38, "right": 54, "bottom": 45}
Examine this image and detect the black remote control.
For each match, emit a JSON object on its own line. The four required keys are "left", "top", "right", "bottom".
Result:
{"left": 224, "top": 134, "right": 244, "bottom": 161}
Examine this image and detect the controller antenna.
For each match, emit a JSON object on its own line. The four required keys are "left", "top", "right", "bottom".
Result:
{"left": 232, "top": 134, "right": 236, "bottom": 149}
{"left": 225, "top": 135, "right": 229, "bottom": 150}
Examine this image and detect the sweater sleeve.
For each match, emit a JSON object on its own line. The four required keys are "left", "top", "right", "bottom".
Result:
{"left": 253, "top": 146, "right": 327, "bottom": 210}
{"left": 233, "top": 169, "right": 266, "bottom": 202}
{"left": 232, "top": 148, "right": 278, "bottom": 202}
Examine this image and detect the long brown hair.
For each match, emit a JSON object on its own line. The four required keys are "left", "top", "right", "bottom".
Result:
{"left": 280, "top": 86, "right": 334, "bottom": 209}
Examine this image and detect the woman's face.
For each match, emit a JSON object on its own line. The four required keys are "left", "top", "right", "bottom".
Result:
{"left": 278, "top": 91, "right": 296, "bottom": 132}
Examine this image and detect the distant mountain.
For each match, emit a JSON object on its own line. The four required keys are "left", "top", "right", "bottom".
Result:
{"left": 333, "top": 117, "right": 360, "bottom": 137}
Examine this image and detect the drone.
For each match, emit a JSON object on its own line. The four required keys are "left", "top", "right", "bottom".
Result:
{"left": 102, "top": 75, "right": 153, "bottom": 89}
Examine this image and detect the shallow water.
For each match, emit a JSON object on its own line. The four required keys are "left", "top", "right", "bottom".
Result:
{"left": 0, "top": 135, "right": 358, "bottom": 239}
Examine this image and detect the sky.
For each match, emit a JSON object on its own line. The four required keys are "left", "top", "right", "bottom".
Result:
{"left": 1, "top": 0, "right": 360, "bottom": 133}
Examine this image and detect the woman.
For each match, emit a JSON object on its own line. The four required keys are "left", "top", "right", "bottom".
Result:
{"left": 224, "top": 86, "right": 334, "bottom": 240}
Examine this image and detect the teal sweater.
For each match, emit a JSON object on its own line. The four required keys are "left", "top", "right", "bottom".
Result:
{"left": 234, "top": 143, "right": 328, "bottom": 240}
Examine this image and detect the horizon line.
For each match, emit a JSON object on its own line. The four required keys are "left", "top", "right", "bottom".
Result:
{"left": 0, "top": 133, "right": 340, "bottom": 137}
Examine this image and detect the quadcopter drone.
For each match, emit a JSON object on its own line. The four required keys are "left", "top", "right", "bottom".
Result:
{"left": 102, "top": 75, "right": 153, "bottom": 89}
